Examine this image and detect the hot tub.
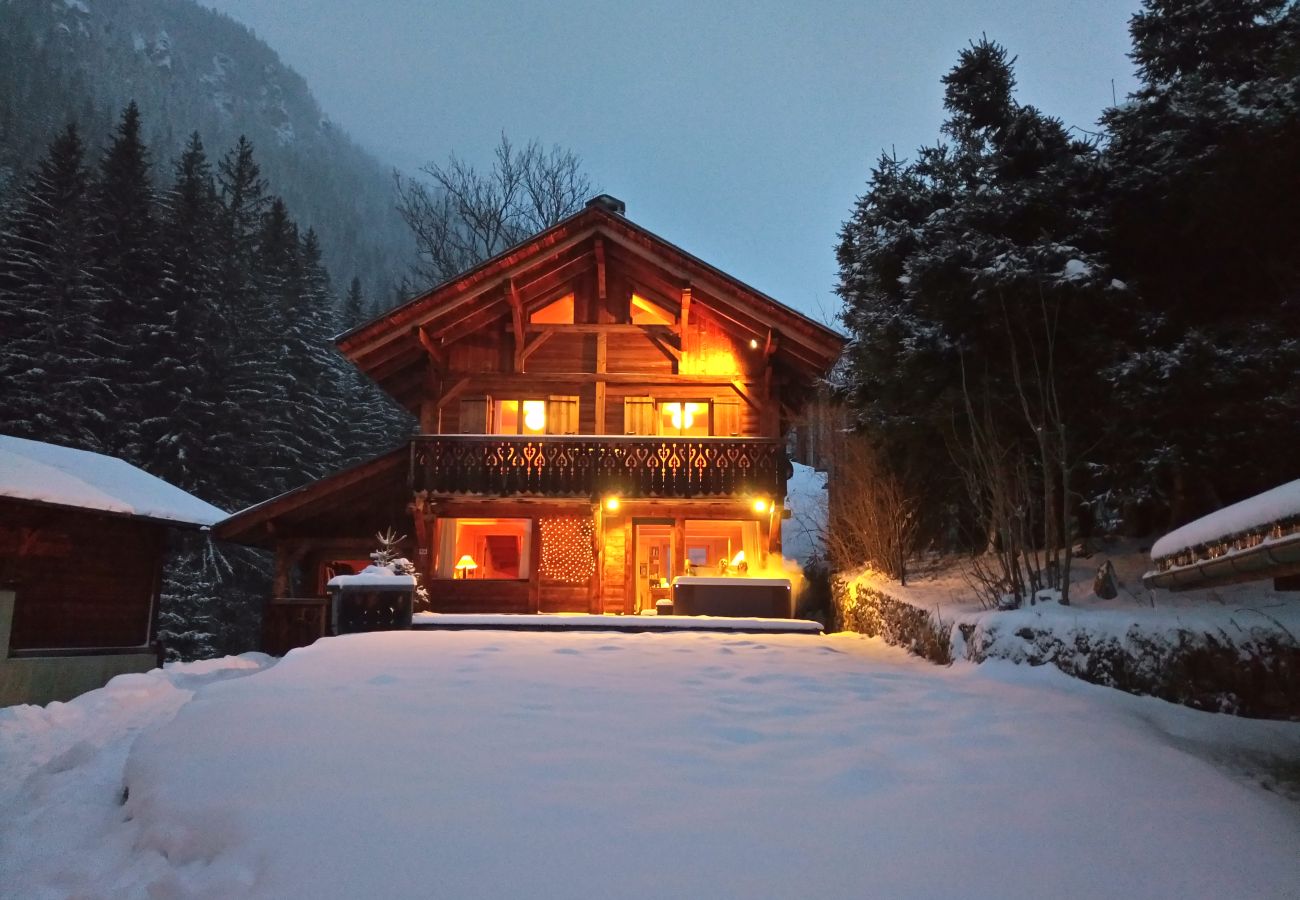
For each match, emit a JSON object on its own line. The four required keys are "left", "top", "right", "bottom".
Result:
{"left": 670, "top": 576, "right": 793, "bottom": 618}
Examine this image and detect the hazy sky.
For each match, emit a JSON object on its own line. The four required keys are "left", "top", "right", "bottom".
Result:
{"left": 201, "top": 0, "right": 1141, "bottom": 323}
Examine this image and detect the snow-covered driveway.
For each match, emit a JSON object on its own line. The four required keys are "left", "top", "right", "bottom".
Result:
{"left": 3, "top": 632, "right": 1298, "bottom": 898}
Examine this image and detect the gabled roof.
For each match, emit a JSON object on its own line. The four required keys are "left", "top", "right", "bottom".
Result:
{"left": 336, "top": 201, "right": 845, "bottom": 410}
{"left": 213, "top": 445, "right": 410, "bottom": 548}
{"left": 0, "top": 434, "right": 226, "bottom": 528}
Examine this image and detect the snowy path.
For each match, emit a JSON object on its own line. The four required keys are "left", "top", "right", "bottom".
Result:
{"left": 2, "top": 633, "right": 1297, "bottom": 899}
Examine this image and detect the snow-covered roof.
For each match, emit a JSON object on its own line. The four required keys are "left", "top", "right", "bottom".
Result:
{"left": 1151, "top": 478, "right": 1300, "bottom": 561}
{"left": 0, "top": 435, "right": 227, "bottom": 528}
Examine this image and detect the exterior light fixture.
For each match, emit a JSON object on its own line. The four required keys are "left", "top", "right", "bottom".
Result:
{"left": 604, "top": 496, "right": 621, "bottom": 512}
{"left": 454, "top": 555, "right": 478, "bottom": 579}
{"left": 749, "top": 338, "right": 760, "bottom": 349}
{"left": 753, "top": 498, "right": 769, "bottom": 514}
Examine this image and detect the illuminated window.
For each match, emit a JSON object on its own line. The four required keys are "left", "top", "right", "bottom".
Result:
{"left": 529, "top": 293, "right": 574, "bottom": 324}
{"left": 684, "top": 520, "right": 759, "bottom": 573}
{"left": 658, "top": 401, "right": 710, "bottom": 437}
{"left": 630, "top": 293, "right": 675, "bottom": 325}
{"left": 436, "top": 518, "right": 531, "bottom": 579}
{"left": 494, "top": 399, "right": 548, "bottom": 435}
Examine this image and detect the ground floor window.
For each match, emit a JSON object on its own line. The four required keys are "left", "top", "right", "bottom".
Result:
{"left": 684, "top": 519, "right": 760, "bottom": 575}
{"left": 435, "top": 518, "right": 531, "bottom": 579}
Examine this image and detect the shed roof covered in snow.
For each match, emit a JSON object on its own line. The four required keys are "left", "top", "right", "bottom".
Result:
{"left": 1144, "top": 478, "right": 1300, "bottom": 591}
{"left": 0, "top": 434, "right": 226, "bottom": 528}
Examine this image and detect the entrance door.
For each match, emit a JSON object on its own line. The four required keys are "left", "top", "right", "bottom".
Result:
{"left": 632, "top": 521, "right": 673, "bottom": 614}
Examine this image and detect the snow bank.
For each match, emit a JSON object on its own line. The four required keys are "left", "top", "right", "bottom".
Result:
{"left": 1151, "top": 478, "right": 1300, "bottom": 560}
{"left": 0, "top": 434, "right": 227, "bottom": 526}
{"left": 0, "top": 654, "right": 274, "bottom": 893}
{"left": 3, "top": 632, "right": 1292, "bottom": 898}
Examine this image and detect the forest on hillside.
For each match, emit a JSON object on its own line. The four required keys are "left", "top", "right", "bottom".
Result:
{"left": 0, "top": 103, "right": 412, "bottom": 657}
{"left": 832, "top": 0, "right": 1300, "bottom": 602}
{"left": 0, "top": 0, "right": 414, "bottom": 302}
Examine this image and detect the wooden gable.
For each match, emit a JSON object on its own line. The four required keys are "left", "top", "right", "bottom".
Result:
{"left": 336, "top": 200, "right": 845, "bottom": 414}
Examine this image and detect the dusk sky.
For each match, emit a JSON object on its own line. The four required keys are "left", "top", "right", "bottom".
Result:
{"left": 201, "top": 0, "right": 1141, "bottom": 323}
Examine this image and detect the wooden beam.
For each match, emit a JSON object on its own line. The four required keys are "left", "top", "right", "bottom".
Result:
{"left": 595, "top": 332, "right": 608, "bottom": 430}
{"left": 680, "top": 285, "right": 692, "bottom": 330}
{"left": 435, "top": 377, "right": 471, "bottom": 409}
{"left": 519, "top": 330, "right": 556, "bottom": 367}
{"left": 595, "top": 238, "right": 607, "bottom": 300}
{"left": 415, "top": 325, "right": 445, "bottom": 368}
{"left": 514, "top": 253, "right": 596, "bottom": 305}
{"left": 508, "top": 279, "right": 525, "bottom": 372}
{"left": 730, "top": 380, "right": 762, "bottom": 410}
{"left": 646, "top": 331, "right": 682, "bottom": 364}
{"left": 763, "top": 327, "right": 778, "bottom": 359}
{"left": 520, "top": 323, "right": 676, "bottom": 335}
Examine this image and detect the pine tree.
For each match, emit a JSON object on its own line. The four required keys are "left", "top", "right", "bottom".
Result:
{"left": 137, "top": 132, "right": 223, "bottom": 492}
{"left": 1100, "top": 0, "right": 1300, "bottom": 526}
{"left": 91, "top": 101, "right": 163, "bottom": 458}
{"left": 0, "top": 123, "right": 107, "bottom": 449}
{"left": 836, "top": 38, "right": 1117, "bottom": 572}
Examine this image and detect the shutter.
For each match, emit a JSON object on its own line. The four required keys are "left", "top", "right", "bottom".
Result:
{"left": 547, "top": 395, "right": 579, "bottom": 434}
{"left": 459, "top": 395, "right": 490, "bottom": 434}
{"left": 623, "top": 396, "right": 656, "bottom": 435}
{"left": 713, "top": 395, "right": 742, "bottom": 436}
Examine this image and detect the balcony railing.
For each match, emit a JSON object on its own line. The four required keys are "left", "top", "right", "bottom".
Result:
{"left": 411, "top": 435, "right": 788, "bottom": 500}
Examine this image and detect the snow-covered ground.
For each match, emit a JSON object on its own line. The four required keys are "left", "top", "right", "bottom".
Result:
{"left": 851, "top": 539, "right": 1300, "bottom": 638}
{"left": 3, "top": 632, "right": 1297, "bottom": 898}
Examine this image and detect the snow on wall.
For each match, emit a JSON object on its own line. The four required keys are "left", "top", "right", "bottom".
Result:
{"left": 1151, "top": 478, "right": 1300, "bottom": 560}
{"left": 0, "top": 435, "right": 226, "bottom": 527}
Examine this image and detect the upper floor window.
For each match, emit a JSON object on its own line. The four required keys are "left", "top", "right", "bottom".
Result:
{"left": 658, "top": 401, "right": 710, "bottom": 437}
{"left": 624, "top": 397, "right": 740, "bottom": 436}
{"left": 496, "top": 399, "right": 548, "bottom": 435}
{"left": 460, "top": 395, "right": 579, "bottom": 435}
{"left": 529, "top": 293, "right": 574, "bottom": 324}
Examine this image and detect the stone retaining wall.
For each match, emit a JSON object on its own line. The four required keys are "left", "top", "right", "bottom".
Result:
{"left": 832, "top": 578, "right": 1300, "bottom": 719}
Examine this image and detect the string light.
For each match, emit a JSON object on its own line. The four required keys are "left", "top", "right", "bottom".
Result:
{"left": 539, "top": 517, "right": 596, "bottom": 584}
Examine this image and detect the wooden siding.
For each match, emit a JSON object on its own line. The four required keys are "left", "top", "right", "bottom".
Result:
{"left": 427, "top": 579, "right": 531, "bottom": 614}
{"left": 0, "top": 500, "right": 161, "bottom": 650}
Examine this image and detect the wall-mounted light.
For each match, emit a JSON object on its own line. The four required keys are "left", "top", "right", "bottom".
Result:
{"left": 749, "top": 338, "right": 760, "bottom": 350}
{"left": 604, "top": 496, "right": 621, "bottom": 512}
{"left": 753, "top": 498, "right": 769, "bottom": 514}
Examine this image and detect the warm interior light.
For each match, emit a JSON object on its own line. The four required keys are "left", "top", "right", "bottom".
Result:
{"left": 753, "top": 498, "right": 769, "bottom": 514}
{"left": 668, "top": 403, "right": 682, "bottom": 430}
{"left": 454, "top": 554, "right": 478, "bottom": 578}
{"left": 522, "top": 400, "right": 546, "bottom": 433}
{"left": 749, "top": 338, "right": 760, "bottom": 349}
{"left": 604, "top": 496, "right": 621, "bottom": 512}
{"left": 730, "top": 550, "right": 746, "bottom": 567}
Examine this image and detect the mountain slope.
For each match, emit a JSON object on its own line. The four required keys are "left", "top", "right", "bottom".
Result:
{"left": 0, "top": 0, "right": 413, "bottom": 298}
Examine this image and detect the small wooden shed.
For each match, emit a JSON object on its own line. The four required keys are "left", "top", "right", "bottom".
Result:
{"left": 0, "top": 435, "right": 226, "bottom": 706}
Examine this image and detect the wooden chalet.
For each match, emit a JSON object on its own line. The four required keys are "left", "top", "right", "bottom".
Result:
{"left": 0, "top": 435, "right": 226, "bottom": 706}
{"left": 215, "top": 196, "right": 843, "bottom": 643}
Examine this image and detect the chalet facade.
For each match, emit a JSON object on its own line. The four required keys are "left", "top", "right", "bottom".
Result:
{"left": 216, "top": 196, "right": 843, "bottom": 637}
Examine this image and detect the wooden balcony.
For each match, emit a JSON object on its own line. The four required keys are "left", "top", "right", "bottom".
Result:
{"left": 411, "top": 435, "right": 789, "bottom": 500}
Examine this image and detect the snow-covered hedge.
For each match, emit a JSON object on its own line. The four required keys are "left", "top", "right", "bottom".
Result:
{"left": 832, "top": 577, "right": 1300, "bottom": 718}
